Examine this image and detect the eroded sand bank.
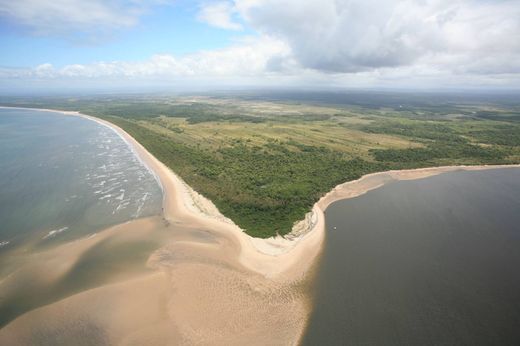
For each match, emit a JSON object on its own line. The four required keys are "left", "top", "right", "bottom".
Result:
{"left": 0, "top": 106, "right": 518, "bottom": 345}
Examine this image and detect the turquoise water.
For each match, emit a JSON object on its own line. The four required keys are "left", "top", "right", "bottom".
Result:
{"left": 302, "top": 168, "right": 520, "bottom": 345}
{"left": 0, "top": 108, "right": 162, "bottom": 249}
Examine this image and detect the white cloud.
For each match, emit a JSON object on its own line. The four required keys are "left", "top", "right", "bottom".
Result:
{"left": 197, "top": 2, "right": 242, "bottom": 30}
{"left": 1, "top": 0, "right": 520, "bottom": 89}
{"left": 0, "top": 0, "right": 169, "bottom": 36}
{"left": 233, "top": 0, "right": 520, "bottom": 76}
{"left": 0, "top": 36, "right": 290, "bottom": 79}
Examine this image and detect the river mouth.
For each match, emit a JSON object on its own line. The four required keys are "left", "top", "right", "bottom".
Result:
{"left": 302, "top": 168, "right": 520, "bottom": 345}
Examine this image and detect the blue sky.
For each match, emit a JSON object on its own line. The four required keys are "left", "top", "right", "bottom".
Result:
{"left": 0, "top": 2, "right": 251, "bottom": 67}
{"left": 1, "top": 0, "right": 520, "bottom": 92}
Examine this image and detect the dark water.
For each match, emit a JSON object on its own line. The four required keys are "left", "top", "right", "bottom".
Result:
{"left": 302, "top": 168, "right": 520, "bottom": 346}
{"left": 0, "top": 108, "right": 162, "bottom": 250}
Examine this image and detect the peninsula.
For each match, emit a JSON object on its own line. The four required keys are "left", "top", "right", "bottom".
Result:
{"left": 2, "top": 93, "right": 519, "bottom": 240}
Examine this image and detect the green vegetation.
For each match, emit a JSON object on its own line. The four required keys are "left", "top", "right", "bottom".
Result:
{"left": 360, "top": 118, "right": 516, "bottom": 164}
{"left": 2, "top": 93, "right": 519, "bottom": 237}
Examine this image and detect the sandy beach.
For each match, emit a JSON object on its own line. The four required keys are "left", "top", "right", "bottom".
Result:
{"left": 1, "top": 106, "right": 519, "bottom": 345}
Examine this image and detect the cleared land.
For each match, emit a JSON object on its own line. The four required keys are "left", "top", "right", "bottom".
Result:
{"left": 3, "top": 93, "right": 519, "bottom": 237}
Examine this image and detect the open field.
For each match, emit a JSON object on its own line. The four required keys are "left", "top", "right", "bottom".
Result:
{"left": 2, "top": 92, "right": 519, "bottom": 237}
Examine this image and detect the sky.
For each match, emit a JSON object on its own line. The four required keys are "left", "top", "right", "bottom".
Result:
{"left": 1, "top": 0, "right": 520, "bottom": 93}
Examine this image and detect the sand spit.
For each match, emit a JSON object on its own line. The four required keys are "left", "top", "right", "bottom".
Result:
{"left": 0, "top": 107, "right": 326, "bottom": 281}
{"left": 1, "top": 106, "right": 519, "bottom": 345}
{"left": 0, "top": 107, "right": 312, "bottom": 345}
{"left": 317, "top": 164, "right": 520, "bottom": 210}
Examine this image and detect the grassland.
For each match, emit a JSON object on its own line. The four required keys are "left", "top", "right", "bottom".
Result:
{"left": 2, "top": 92, "right": 519, "bottom": 237}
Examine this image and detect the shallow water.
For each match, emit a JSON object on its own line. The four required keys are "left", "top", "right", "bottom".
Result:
{"left": 0, "top": 108, "right": 162, "bottom": 250}
{"left": 302, "top": 168, "right": 520, "bottom": 346}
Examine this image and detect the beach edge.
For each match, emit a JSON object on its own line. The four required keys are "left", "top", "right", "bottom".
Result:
{"left": 2, "top": 106, "right": 519, "bottom": 281}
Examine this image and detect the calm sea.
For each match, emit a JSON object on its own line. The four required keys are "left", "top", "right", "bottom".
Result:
{"left": 0, "top": 108, "right": 162, "bottom": 250}
{"left": 302, "top": 168, "right": 520, "bottom": 346}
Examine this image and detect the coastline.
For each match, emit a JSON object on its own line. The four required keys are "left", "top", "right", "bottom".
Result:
{"left": 4, "top": 105, "right": 519, "bottom": 279}
{"left": 0, "top": 106, "right": 520, "bottom": 281}
{"left": 0, "top": 105, "right": 326, "bottom": 281}
{"left": 1, "top": 105, "right": 519, "bottom": 345}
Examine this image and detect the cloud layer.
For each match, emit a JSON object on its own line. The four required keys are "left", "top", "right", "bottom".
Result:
{"left": 1, "top": 0, "right": 520, "bottom": 89}
{"left": 1, "top": 36, "right": 290, "bottom": 79}
{"left": 0, "top": 0, "right": 168, "bottom": 36}
{"left": 234, "top": 0, "right": 520, "bottom": 75}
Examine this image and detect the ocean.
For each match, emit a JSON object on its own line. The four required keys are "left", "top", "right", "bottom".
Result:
{"left": 0, "top": 108, "right": 162, "bottom": 252}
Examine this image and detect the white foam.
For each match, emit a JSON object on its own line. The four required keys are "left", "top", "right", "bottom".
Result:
{"left": 43, "top": 227, "right": 69, "bottom": 239}
{"left": 133, "top": 192, "right": 150, "bottom": 218}
{"left": 85, "top": 116, "right": 163, "bottom": 192}
{"left": 99, "top": 186, "right": 116, "bottom": 194}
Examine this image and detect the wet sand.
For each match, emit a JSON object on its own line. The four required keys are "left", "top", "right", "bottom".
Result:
{"left": 0, "top": 106, "right": 518, "bottom": 345}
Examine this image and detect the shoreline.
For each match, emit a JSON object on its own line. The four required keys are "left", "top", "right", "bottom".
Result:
{"left": 1, "top": 105, "right": 519, "bottom": 280}
{"left": 2, "top": 105, "right": 520, "bottom": 344}
{"left": 0, "top": 105, "right": 325, "bottom": 281}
